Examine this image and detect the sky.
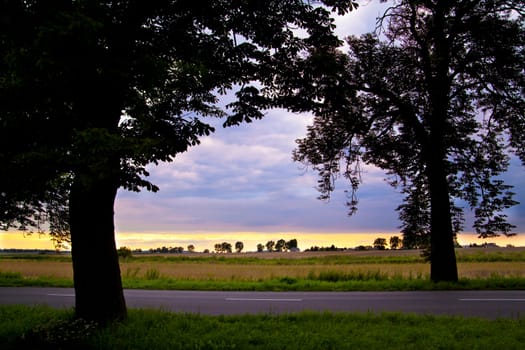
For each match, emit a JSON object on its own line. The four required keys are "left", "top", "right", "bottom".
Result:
{"left": 2, "top": 2, "right": 525, "bottom": 251}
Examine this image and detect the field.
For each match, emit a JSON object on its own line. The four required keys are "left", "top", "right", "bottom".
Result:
{"left": 1, "top": 247, "right": 525, "bottom": 290}
{"left": 2, "top": 248, "right": 525, "bottom": 349}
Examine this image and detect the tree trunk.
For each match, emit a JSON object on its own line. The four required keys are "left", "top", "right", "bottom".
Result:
{"left": 69, "top": 170, "right": 127, "bottom": 323}
{"left": 426, "top": 154, "right": 459, "bottom": 282}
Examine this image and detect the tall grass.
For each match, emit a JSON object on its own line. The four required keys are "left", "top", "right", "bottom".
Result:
{"left": 2, "top": 248, "right": 525, "bottom": 291}
{"left": 308, "top": 270, "right": 392, "bottom": 282}
{"left": 1, "top": 306, "right": 524, "bottom": 350}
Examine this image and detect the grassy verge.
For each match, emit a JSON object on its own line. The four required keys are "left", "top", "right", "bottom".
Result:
{"left": 2, "top": 270, "right": 525, "bottom": 291}
{"left": 1, "top": 305, "right": 524, "bottom": 349}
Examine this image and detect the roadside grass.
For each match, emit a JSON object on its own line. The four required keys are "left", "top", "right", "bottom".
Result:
{"left": 1, "top": 305, "right": 524, "bottom": 349}
{"left": 2, "top": 269, "right": 525, "bottom": 291}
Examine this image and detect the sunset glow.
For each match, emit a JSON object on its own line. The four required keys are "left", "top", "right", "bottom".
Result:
{"left": 2, "top": 230, "right": 524, "bottom": 252}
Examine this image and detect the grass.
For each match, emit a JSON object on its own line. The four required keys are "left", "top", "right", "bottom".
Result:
{"left": 1, "top": 305, "right": 524, "bottom": 349}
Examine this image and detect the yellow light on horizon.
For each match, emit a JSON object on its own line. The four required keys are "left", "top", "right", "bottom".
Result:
{"left": 2, "top": 230, "right": 524, "bottom": 252}
{"left": 0, "top": 232, "right": 58, "bottom": 250}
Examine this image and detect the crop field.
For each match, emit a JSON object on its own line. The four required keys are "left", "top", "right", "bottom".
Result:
{"left": 3, "top": 259, "right": 525, "bottom": 280}
{"left": 1, "top": 247, "right": 525, "bottom": 290}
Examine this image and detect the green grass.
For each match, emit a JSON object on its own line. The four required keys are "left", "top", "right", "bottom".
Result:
{"left": 0, "top": 271, "right": 72, "bottom": 288}
{"left": 2, "top": 270, "right": 525, "bottom": 291}
{"left": 1, "top": 305, "right": 524, "bottom": 349}
{"left": 120, "top": 276, "right": 525, "bottom": 291}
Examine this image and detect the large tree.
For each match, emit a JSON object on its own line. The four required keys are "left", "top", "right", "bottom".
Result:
{"left": 293, "top": 0, "right": 524, "bottom": 282}
{"left": 0, "top": 0, "right": 357, "bottom": 323}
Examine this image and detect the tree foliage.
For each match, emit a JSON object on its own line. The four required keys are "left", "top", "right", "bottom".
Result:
{"left": 235, "top": 241, "right": 244, "bottom": 253}
{"left": 275, "top": 239, "right": 287, "bottom": 252}
{"left": 214, "top": 242, "right": 232, "bottom": 254}
{"left": 389, "top": 236, "right": 401, "bottom": 250}
{"left": 373, "top": 237, "right": 387, "bottom": 250}
{"left": 0, "top": 0, "right": 357, "bottom": 236}
{"left": 1, "top": 0, "right": 358, "bottom": 322}
{"left": 293, "top": 0, "right": 525, "bottom": 281}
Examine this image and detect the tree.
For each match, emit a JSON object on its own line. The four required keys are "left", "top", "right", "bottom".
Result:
{"left": 286, "top": 239, "right": 299, "bottom": 250}
{"left": 257, "top": 243, "right": 265, "bottom": 252}
{"left": 389, "top": 236, "right": 401, "bottom": 250}
{"left": 1, "top": 1, "right": 357, "bottom": 322}
{"left": 221, "top": 242, "right": 232, "bottom": 254}
{"left": 117, "top": 246, "right": 132, "bottom": 259}
{"left": 275, "top": 239, "right": 287, "bottom": 252}
{"left": 235, "top": 241, "right": 244, "bottom": 253}
{"left": 293, "top": 0, "right": 524, "bottom": 282}
{"left": 266, "top": 241, "right": 275, "bottom": 252}
{"left": 187, "top": 245, "right": 195, "bottom": 253}
{"left": 373, "top": 237, "right": 387, "bottom": 250}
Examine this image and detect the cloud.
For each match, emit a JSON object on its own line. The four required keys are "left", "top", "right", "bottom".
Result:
{"left": 115, "top": 109, "right": 403, "bottom": 236}
{"left": 114, "top": 3, "right": 525, "bottom": 246}
{"left": 334, "top": 1, "right": 391, "bottom": 37}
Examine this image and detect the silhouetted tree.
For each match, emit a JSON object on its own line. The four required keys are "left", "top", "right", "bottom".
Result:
{"left": 0, "top": 0, "right": 357, "bottom": 322}
{"left": 389, "top": 236, "right": 401, "bottom": 250}
{"left": 275, "top": 239, "right": 286, "bottom": 252}
{"left": 257, "top": 244, "right": 265, "bottom": 252}
{"left": 187, "top": 245, "right": 195, "bottom": 253}
{"left": 117, "top": 247, "right": 132, "bottom": 259}
{"left": 293, "top": 0, "right": 524, "bottom": 282}
{"left": 286, "top": 239, "right": 299, "bottom": 250}
{"left": 221, "top": 242, "right": 232, "bottom": 254}
{"left": 373, "top": 238, "right": 387, "bottom": 250}
{"left": 266, "top": 241, "right": 275, "bottom": 252}
{"left": 235, "top": 241, "right": 244, "bottom": 253}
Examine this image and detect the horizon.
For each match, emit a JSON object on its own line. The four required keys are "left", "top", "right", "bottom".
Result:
{"left": 2, "top": 230, "right": 524, "bottom": 252}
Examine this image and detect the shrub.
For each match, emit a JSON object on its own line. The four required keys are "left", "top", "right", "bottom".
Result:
{"left": 117, "top": 247, "right": 132, "bottom": 259}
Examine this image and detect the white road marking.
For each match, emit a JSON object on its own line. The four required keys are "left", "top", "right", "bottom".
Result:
{"left": 226, "top": 298, "right": 302, "bottom": 302}
{"left": 459, "top": 299, "right": 525, "bottom": 302}
{"left": 47, "top": 294, "right": 75, "bottom": 297}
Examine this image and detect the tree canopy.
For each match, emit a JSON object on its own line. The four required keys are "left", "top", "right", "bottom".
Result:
{"left": 1, "top": 0, "right": 355, "bottom": 235}
{"left": 1, "top": 0, "right": 358, "bottom": 322}
{"left": 293, "top": 0, "right": 525, "bottom": 281}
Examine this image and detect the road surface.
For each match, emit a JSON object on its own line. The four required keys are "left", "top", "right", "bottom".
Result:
{"left": 1, "top": 288, "right": 524, "bottom": 319}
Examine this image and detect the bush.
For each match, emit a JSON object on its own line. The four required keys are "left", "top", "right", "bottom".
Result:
{"left": 117, "top": 247, "right": 132, "bottom": 259}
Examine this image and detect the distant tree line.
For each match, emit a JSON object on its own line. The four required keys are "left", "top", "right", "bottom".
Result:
{"left": 369, "top": 236, "right": 405, "bottom": 250}
{"left": 149, "top": 246, "right": 185, "bottom": 254}
{"left": 115, "top": 234, "right": 473, "bottom": 258}
{"left": 0, "top": 248, "right": 68, "bottom": 254}
{"left": 305, "top": 245, "right": 347, "bottom": 252}
{"left": 214, "top": 242, "right": 233, "bottom": 253}
{"left": 257, "top": 239, "right": 298, "bottom": 252}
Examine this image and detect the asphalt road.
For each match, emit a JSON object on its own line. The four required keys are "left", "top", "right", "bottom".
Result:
{"left": 1, "top": 288, "right": 524, "bottom": 319}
